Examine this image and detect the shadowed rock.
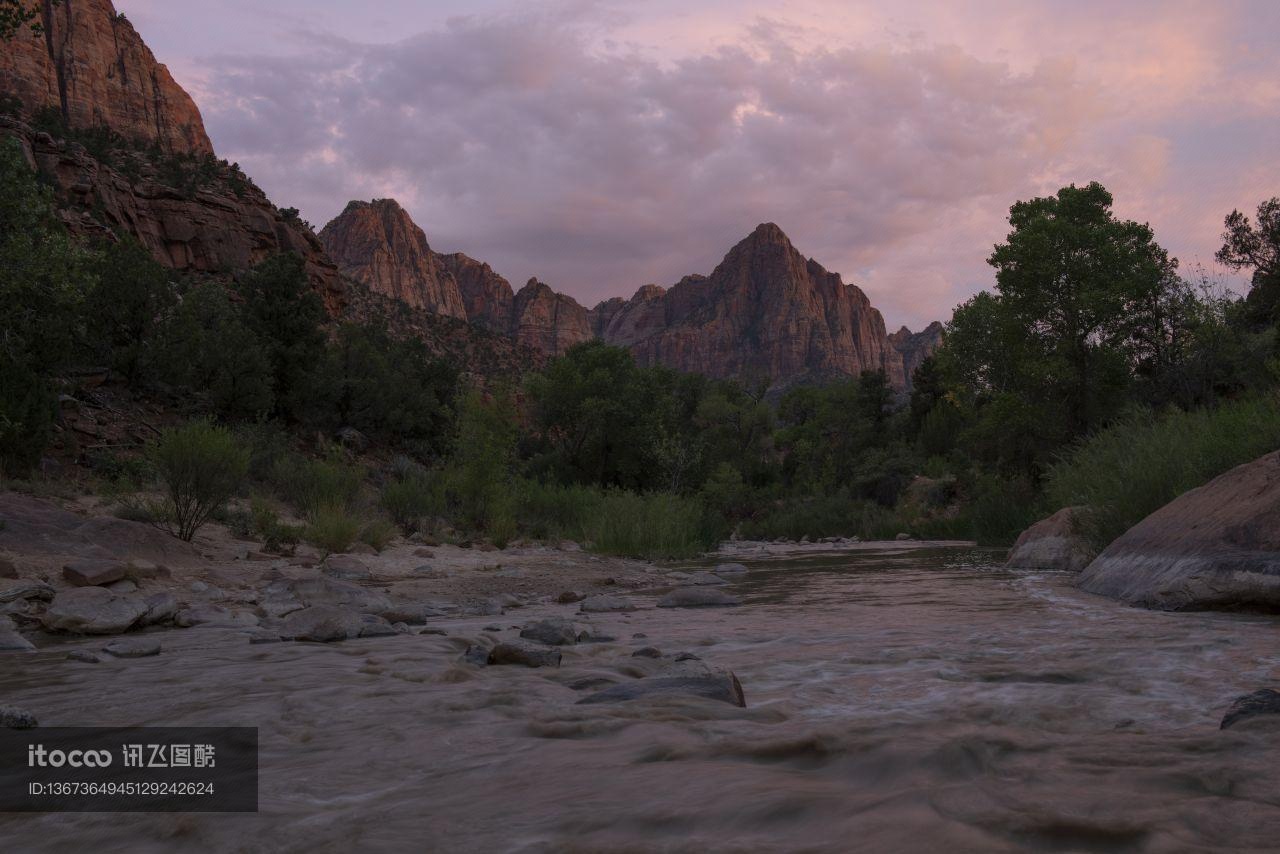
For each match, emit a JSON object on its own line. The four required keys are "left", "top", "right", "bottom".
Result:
{"left": 713, "top": 563, "right": 748, "bottom": 575}
{"left": 0, "top": 706, "right": 38, "bottom": 729}
{"left": 1221, "top": 689, "right": 1280, "bottom": 730}
{"left": 0, "top": 615, "right": 34, "bottom": 651}
{"left": 1008, "top": 507, "right": 1094, "bottom": 572}
{"left": 488, "top": 641, "right": 561, "bottom": 668}
{"left": 579, "top": 594, "right": 636, "bottom": 613}
{"left": 103, "top": 638, "right": 161, "bottom": 658}
{"left": 62, "top": 559, "right": 127, "bottom": 587}
{"left": 682, "top": 572, "right": 729, "bottom": 586}
{"left": 0, "top": 580, "right": 53, "bottom": 604}
{"left": 322, "top": 555, "right": 371, "bottom": 581}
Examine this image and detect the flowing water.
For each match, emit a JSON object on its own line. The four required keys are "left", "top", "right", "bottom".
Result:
{"left": 3, "top": 545, "right": 1280, "bottom": 852}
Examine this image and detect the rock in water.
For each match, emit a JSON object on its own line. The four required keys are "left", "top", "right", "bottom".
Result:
{"left": 280, "top": 606, "right": 363, "bottom": 643}
{"left": 103, "top": 639, "right": 161, "bottom": 658}
{"left": 0, "top": 615, "right": 34, "bottom": 651}
{"left": 682, "top": 572, "right": 728, "bottom": 586}
{"left": 140, "top": 593, "right": 179, "bottom": 626}
{"left": 519, "top": 618, "right": 579, "bottom": 646}
{"left": 657, "top": 588, "right": 740, "bottom": 608}
{"left": 487, "top": 641, "right": 562, "bottom": 668}
{"left": 577, "top": 671, "right": 746, "bottom": 707}
{"left": 41, "top": 587, "right": 148, "bottom": 635}
{"left": 1078, "top": 450, "right": 1280, "bottom": 610}
{"left": 1007, "top": 507, "right": 1094, "bottom": 572}
{"left": 0, "top": 705, "right": 38, "bottom": 729}
{"left": 713, "top": 563, "right": 748, "bottom": 575}
{"left": 579, "top": 594, "right": 636, "bottom": 613}
{"left": 1220, "top": 689, "right": 1280, "bottom": 730}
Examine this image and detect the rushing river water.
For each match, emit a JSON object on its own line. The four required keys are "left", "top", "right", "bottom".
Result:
{"left": 4, "top": 544, "right": 1280, "bottom": 852}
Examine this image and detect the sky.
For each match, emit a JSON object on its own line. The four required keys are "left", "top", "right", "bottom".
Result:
{"left": 116, "top": 0, "right": 1280, "bottom": 329}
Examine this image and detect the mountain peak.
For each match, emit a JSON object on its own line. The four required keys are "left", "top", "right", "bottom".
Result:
{"left": 744, "top": 222, "right": 792, "bottom": 247}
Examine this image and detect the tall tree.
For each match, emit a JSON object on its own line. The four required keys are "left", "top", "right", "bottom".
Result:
{"left": 1216, "top": 198, "right": 1280, "bottom": 328}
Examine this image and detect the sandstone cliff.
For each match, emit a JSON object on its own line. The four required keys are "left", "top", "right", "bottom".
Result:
{"left": 2, "top": 116, "right": 344, "bottom": 312}
{"left": 0, "top": 0, "right": 211, "bottom": 155}
{"left": 511, "top": 278, "right": 594, "bottom": 357}
{"left": 889, "top": 322, "right": 945, "bottom": 385}
{"left": 319, "top": 199, "right": 467, "bottom": 319}
{"left": 440, "top": 251, "right": 515, "bottom": 335}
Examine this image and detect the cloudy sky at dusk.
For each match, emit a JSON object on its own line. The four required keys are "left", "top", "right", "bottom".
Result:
{"left": 117, "top": 0, "right": 1280, "bottom": 329}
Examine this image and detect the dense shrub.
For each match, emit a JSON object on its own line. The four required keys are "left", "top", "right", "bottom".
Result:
{"left": 1045, "top": 395, "right": 1280, "bottom": 550}
{"left": 381, "top": 473, "right": 443, "bottom": 534}
{"left": 269, "top": 454, "right": 364, "bottom": 517}
{"left": 150, "top": 421, "right": 250, "bottom": 541}
{"left": 358, "top": 519, "right": 398, "bottom": 552}
{"left": 578, "top": 490, "right": 717, "bottom": 560}
{"left": 303, "top": 505, "right": 362, "bottom": 555}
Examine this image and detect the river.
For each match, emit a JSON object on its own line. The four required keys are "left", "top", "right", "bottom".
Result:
{"left": 3, "top": 544, "right": 1280, "bottom": 852}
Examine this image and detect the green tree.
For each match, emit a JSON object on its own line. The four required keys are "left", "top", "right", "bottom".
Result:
{"left": 84, "top": 236, "right": 175, "bottom": 381}
{"left": 235, "top": 254, "right": 325, "bottom": 419}
{"left": 151, "top": 420, "right": 249, "bottom": 541}
{"left": 155, "top": 280, "right": 274, "bottom": 419}
{"left": 446, "top": 390, "right": 518, "bottom": 543}
{"left": 1216, "top": 198, "right": 1280, "bottom": 329}
{"left": 0, "top": 136, "right": 93, "bottom": 472}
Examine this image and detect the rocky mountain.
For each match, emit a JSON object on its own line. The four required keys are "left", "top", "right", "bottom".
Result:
{"left": 319, "top": 202, "right": 941, "bottom": 390}
{"left": 0, "top": 1, "right": 342, "bottom": 309}
{"left": 319, "top": 199, "right": 467, "bottom": 319}
{"left": 0, "top": 0, "right": 211, "bottom": 155}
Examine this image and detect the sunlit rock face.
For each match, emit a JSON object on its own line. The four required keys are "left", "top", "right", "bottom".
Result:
{"left": 0, "top": 0, "right": 212, "bottom": 155}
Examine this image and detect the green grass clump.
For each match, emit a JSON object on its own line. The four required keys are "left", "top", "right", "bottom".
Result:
{"left": 577, "top": 490, "right": 717, "bottom": 560}
{"left": 1045, "top": 395, "right": 1280, "bottom": 551}
{"left": 270, "top": 454, "right": 364, "bottom": 516}
{"left": 380, "top": 473, "right": 443, "bottom": 534}
{"left": 358, "top": 518, "right": 398, "bottom": 552}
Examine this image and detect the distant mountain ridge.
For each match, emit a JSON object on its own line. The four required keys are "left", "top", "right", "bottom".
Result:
{"left": 319, "top": 202, "right": 943, "bottom": 390}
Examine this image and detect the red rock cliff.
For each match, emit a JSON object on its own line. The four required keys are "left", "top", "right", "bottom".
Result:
{"left": 0, "top": 0, "right": 212, "bottom": 154}
{"left": 318, "top": 199, "right": 467, "bottom": 319}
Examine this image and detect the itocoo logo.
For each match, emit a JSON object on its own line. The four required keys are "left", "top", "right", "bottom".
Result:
{"left": 27, "top": 744, "right": 113, "bottom": 768}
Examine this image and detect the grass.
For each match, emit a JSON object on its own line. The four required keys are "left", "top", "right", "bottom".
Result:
{"left": 1045, "top": 394, "right": 1280, "bottom": 551}
{"left": 304, "top": 504, "right": 362, "bottom": 555}
{"left": 270, "top": 454, "right": 364, "bottom": 517}
{"left": 578, "top": 490, "right": 717, "bottom": 560}
{"left": 380, "top": 473, "right": 443, "bottom": 534}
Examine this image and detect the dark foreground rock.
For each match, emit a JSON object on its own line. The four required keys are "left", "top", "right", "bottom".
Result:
{"left": 487, "top": 641, "right": 561, "bottom": 668}
{"left": 41, "top": 587, "right": 148, "bottom": 634}
{"left": 62, "top": 559, "right": 128, "bottom": 587}
{"left": 657, "top": 588, "right": 740, "bottom": 608}
{"left": 1078, "top": 450, "right": 1280, "bottom": 610}
{"left": 1007, "top": 507, "right": 1094, "bottom": 572}
{"left": 577, "top": 669, "right": 746, "bottom": 707}
{"left": 0, "top": 615, "right": 34, "bottom": 651}
{"left": 1220, "top": 689, "right": 1280, "bottom": 730}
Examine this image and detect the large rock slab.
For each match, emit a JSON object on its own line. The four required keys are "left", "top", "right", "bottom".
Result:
{"left": 41, "top": 587, "right": 148, "bottom": 634}
{"left": 487, "top": 641, "right": 561, "bottom": 668}
{"left": 63, "top": 559, "right": 127, "bottom": 587}
{"left": 579, "top": 594, "right": 636, "bottom": 613}
{"left": 280, "top": 606, "right": 363, "bottom": 643}
{"left": 0, "top": 493, "right": 199, "bottom": 567}
{"left": 519, "top": 618, "right": 579, "bottom": 646}
{"left": 1077, "top": 451, "right": 1280, "bottom": 610}
{"left": 1007, "top": 507, "right": 1094, "bottom": 572}
{"left": 265, "top": 576, "right": 392, "bottom": 616}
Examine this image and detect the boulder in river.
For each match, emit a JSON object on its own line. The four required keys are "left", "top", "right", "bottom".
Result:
{"left": 577, "top": 669, "right": 746, "bottom": 707}
{"left": 488, "top": 641, "right": 561, "bottom": 668}
{"left": 1077, "top": 450, "right": 1280, "bottom": 610}
{"left": 175, "top": 605, "right": 259, "bottom": 629}
{"left": 103, "top": 638, "right": 162, "bottom": 658}
{"left": 519, "top": 618, "right": 579, "bottom": 646}
{"left": 657, "top": 588, "right": 740, "bottom": 608}
{"left": 1007, "top": 507, "right": 1094, "bottom": 572}
{"left": 0, "top": 705, "right": 38, "bottom": 729}
{"left": 1220, "top": 688, "right": 1280, "bottom": 730}
{"left": 41, "top": 587, "right": 148, "bottom": 634}
{"left": 280, "top": 605, "right": 363, "bottom": 642}
{"left": 579, "top": 594, "right": 636, "bottom": 613}
{"left": 140, "top": 592, "right": 178, "bottom": 626}
{"left": 713, "top": 563, "right": 748, "bottom": 575}
{"left": 0, "top": 615, "right": 34, "bottom": 651}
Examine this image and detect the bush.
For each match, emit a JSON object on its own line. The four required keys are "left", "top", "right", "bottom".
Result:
{"left": 150, "top": 421, "right": 249, "bottom": 541}
{"left": 381, "top": 473, "right": 442, "bottom": 534}
{"left": 513, "top": 480, "right": 599, "bottom": 542}
{"left": 249, "top": 497, "right": 301, "bottom": 553}
{"left": 304, "top": 504, "right": 362, "bottom": 555}
{"left": 1045, "top": 395, "right": 1280, "bottom": 551}
{"left": 578, "top": 490, "right": 717, "bottom": 560}
{"left": 270, "top": 454, "right": 364, "bottom": 517}
{"left": 358, "top": 519, "right": 398, "bottom": 552}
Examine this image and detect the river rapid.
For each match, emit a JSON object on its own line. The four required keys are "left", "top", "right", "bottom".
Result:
{"left": 3, "top": 544, "right": 1280, "bottom": 852}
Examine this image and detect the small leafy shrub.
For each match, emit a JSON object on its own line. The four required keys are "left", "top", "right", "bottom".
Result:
{"left": 304, "top": 505, "right": 361, "bottom": 555}
{"left": 270, "top": 454, "right": 364, "bottom": 516}
{"left": 381, "top": 473, "right": 442, "bottom": 534}
{"left": 250, "top": 497, "right": 301, "bottom": 553}
{"left": 150, "top": 421, "right": 249, "bottom": 541}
